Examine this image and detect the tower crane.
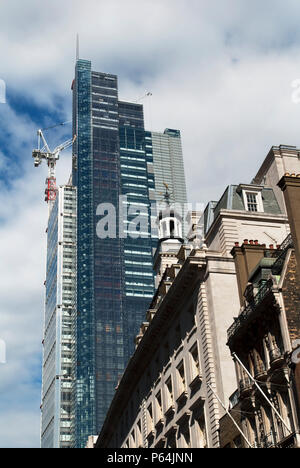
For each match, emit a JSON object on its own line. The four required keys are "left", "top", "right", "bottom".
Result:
{"left": 32, "top": 122, "right": 76, "bottom": 209}
{"left": 135, "top": 91, "right": 152, "bottom": 103}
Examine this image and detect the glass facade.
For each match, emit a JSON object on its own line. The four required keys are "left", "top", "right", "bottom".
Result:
{"left": 41, "top": 185, "right": 76, "bottom": 448}
{"left": 40, "top": 60, "right": 188, "bottom": 450}
{"left": 72, "top": 61, "right": 155, "bottom": 448}
{"left": 72, "top": 61, "right": 124, "bottom": 447}
{"left": 119, "top": 103, "right": 156, "bottom": 363}
{"left": 149, "top": 129, "right": 188, "bottom": 233}
{"left": 71, "top": 60, "right": 187, "bottom": 448}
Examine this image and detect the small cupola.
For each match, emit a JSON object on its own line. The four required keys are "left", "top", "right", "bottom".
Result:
{"left": 156, "top": 183, "right": 184, "bottom": 242}
{"left": 158, "top": 207, "right": 183, "bottom": 240}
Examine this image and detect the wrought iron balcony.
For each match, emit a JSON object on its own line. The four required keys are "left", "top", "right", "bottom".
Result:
{"left": 228, "top": 279, "right": 274, "bottom": 341}
{"left": 277, "top": 432, "right": 299, "bottom": 449}
{"left": 239, "top": 377, "right": 253, "bottom": 397}
{"left": 254, "top": 365, "right": 268, "bottom": 381}
{"left": 272, "top": 233, "right": 293, "bottom": 275}
{"left": 269, "top": 347, "right": 285, "bottom": 368}
{"left": 259, "top": 430, "right": 298, "bottom": 448}
{"left": 260, "top": 431, "right": 277, "bottom": 449}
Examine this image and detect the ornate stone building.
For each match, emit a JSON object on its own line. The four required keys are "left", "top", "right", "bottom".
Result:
{"left": 220, "top": 174, "right": 300, "bottom": 448}
{"left": 95, "top": 178, "right": 291, "bottom": 448}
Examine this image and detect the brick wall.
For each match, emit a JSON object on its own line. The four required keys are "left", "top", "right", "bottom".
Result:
{"left": 282, "top": 250, "right": 300, "bottom": 406}
{"left": 282, "top": 251, "right": 300, "bottom": 343}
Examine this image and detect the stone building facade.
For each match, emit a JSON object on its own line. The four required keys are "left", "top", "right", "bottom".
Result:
{"left": 222, "top": 237, "right": 300, "bottom": 448}
{"left": 218, "top": 164, "right": 300, "bottom": 450}
{"left": 221, "top": 171, "right": 300, "bottom": 449}
{"left": 95, "top": 179, "right": 291, "bottom": 449}
{"left": 253, "top": 145, "right": 300, "bottom": 215}
{"left": 278, "top": 174, "right": 300, "bottom": 409}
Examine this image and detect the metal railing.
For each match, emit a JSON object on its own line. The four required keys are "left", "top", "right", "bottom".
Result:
{"left": 228, "top": 233, "right": 294, "bottom": 342}
{"left": 228, "top": 279, "right": 274, "bottom": 341}
{"left": 260, "top": 431, "right": 277, "bottom": 448}
{"left": 272, "top": 233, "right": 293, "bottom": 275}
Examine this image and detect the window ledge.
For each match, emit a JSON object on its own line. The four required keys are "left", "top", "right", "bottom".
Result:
{"left": 189, "top": 374, "right": 202, "bottom": 389}
{"left": 176, "top": 390, "right": 188, "bottom": 404}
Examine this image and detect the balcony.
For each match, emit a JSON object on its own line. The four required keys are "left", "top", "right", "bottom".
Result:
{"left": 239, "top": 377, "right": 253, "bottom": 398}
{"left": 277, "top": 432, "right": 300, "bottom": 449}
{"left": 269, "top": 347, "right": 285, "bottom": 369}
{"left": 258, "top": 430, "right": 298, "bottom": 449}
{"left": 271, "top": 234, "right": 293, "bottom": 276}
{"left": 254, "top": 364, "right": 268, "bottom": 381}
{"left": 227, "top": 279, "right": 274, "bottom": 342}
{"left": 260, "top": 431, "right": 277, "bottom": 449}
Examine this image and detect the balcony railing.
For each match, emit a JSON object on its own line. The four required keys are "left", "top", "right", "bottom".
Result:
{"left": 277, "top": 432, "right": 299, "bottom": 449}
{"left": 228, "top": 279, "right": 274, "bottom": 341}
{"left": 260, "top": 431, "right": 277, "bottom": 448}
{"left": 272, "top": 233, "right": 293, "bottom": 275}
{"left": 269, "top": 347, "right": 285, "bottom": 367}
{"left": 239, "top": 377, "right": 253, "bottom": 397}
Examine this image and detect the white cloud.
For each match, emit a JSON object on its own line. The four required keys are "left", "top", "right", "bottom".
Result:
{"left": 2, "top": 0, "right": 300, "bottom": 203}
{"left": 0, "top": 408, "right": 41, "bottom": 448}
{"left": 0, "top": 100, "right": 71, "bottom": 447}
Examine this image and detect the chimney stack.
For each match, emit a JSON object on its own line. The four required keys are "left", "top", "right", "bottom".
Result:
{"left": 231, "top": 241, "right": 266, "bottom": 306}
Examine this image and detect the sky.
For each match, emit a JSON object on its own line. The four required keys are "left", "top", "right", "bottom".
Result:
{"left": 1, "top": 0, "right": 300, "bottom": 448}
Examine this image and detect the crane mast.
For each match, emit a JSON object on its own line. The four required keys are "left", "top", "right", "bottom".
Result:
{"left": 32, "top": 124, "right": 76, "bottom": 211}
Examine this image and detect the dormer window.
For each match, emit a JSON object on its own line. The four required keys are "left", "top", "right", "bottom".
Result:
{"left": 238, "top": 185, "right": 264, "bottom": 213}
{"left": 244, "top": 191, "right": 264, "bottom": 213}
{"left": 246, "top": 192, "right": 259, "bottom": 212}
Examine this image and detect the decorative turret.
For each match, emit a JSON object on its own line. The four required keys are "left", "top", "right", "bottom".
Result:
{"left": 156, "top": 183, "right": 184, "bottom": 240}
{"left": 153, "top": 183, "right": 184, "bottom": 287}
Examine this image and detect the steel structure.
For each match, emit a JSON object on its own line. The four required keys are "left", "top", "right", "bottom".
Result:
{"left": 32, "top": 123, "right": 76, "bottom": 207}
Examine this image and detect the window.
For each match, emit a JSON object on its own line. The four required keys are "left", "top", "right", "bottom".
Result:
{"left": 170, "top": 219, "right": 175, "bottom": 237}
{"left": 242, "top": 190, "right": 264, "bottom": 213}
{"left": 130, "top": 429, "right": 135, "bottom": 448}
{"left": 174, "top": 323, "right": 182, "bottom": 349}
{"left": 165, "top": 377, "right": 174, "bottom": 411}
{"left": 188, "top": 305, "right": 196, "bottom": 329}
{"left": 194, "top": 416, "right": 207, "bottom": 448}
{"left": 156, "top": 391, "right": 162, "bottom": 411}
{"left": 166, "top": 377, "right": 173, "bottom": 398}
{"left": 166, "top": 431, "right": 177, "bottom": 448}
{"left": 181, "top": 425, "right": 191, "bottom": 448}
{"left": 163, "top": 342, "right": 170, "bottom": 367}
{"left": 147, "top": 403, "right": 153, "bottom": 420}
{"left": 189, "top": 343, "right": 201, "bottom": 382}
{"left": 155, "top": 391, "right": 163, "bottom": 423}
{"left": 136, "top": 420, "right": 143, "bottom": 448}
{"left": 176, "top": 361, "right": 186, "bottom": 397}
{"left": 246, "top": 192, "right": 258, "bottom": 212}
{"left": 146, "top": 403, "right": 154, "bottom": 434}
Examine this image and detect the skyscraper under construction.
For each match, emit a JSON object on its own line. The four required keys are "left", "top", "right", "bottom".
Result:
{"left": 41, "top": 58, "right": 187, "bottom": 448}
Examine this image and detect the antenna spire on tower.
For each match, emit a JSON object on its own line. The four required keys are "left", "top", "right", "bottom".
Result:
{"left": 76, "top": 34, "right": 80, "bottom": 62}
